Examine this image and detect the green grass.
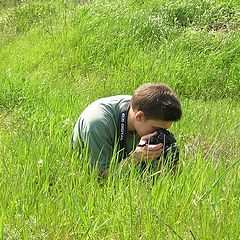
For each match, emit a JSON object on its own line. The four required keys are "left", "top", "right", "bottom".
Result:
{"left": 0, "top": 0, "right": 240, "bottom": 239}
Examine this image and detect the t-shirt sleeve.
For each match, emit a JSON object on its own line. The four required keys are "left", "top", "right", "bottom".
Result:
{"left": 81, "top": 129, "right": 115, "bottom": 172}
{"left": 73, "top": 98, "right": 123, "bottom": 172}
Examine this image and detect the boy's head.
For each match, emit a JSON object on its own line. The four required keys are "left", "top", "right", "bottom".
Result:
{"left": 130, "top": 83, "right": 182, "bottom": 122}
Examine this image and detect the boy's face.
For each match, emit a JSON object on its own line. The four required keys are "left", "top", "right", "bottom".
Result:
{"left": 133, "top": 111, "right": 173, "bottom": 137}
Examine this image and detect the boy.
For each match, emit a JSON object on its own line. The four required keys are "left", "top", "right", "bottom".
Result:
{"left": 72, "top": 83, "right": 182, "bottom": 177}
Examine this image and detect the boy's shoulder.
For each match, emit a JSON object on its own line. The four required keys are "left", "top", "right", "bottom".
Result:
{"left": 95, "top": 95, "right": 131, "bottom": 104}
{"left": 80, "top": 95, "right": 131, "bottom": 125}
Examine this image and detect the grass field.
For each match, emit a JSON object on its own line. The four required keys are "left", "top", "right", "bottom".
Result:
{"left": 0, "top": 0, "right": 240, "bottom": 239}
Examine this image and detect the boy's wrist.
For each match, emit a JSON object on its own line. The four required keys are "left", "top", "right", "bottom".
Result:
{"left": 127, "top": 150, "right": 143, "bottom": 165}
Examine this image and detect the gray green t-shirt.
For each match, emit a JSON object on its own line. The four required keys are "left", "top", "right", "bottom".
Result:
{"left": 72, "top": 95, "right": 140, "bottom": 171}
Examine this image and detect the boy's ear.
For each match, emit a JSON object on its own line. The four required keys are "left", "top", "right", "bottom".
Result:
{"left": 135, "top": 111, "right": 145, "bottom": 121}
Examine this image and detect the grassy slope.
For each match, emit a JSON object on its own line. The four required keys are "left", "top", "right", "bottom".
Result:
{"left": 0, "top": 0, "right": 240, "bottom": 239}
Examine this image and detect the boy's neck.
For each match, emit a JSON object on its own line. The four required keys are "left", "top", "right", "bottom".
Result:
{"left": 127, "top": 107, "right": 135, "bottom": 132}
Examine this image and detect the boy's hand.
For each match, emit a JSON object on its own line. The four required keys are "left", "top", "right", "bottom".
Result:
{"left": 131, "top": 131, "right": 163, "bottom": 164}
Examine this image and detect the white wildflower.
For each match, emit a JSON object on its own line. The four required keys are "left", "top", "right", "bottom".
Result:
{"left": 38, "top": 159, "right": 43, "bottom": 165}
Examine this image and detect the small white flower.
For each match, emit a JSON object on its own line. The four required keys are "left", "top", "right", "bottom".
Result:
{"left": 38, "top": 159, "right": 43, "bottom": 165}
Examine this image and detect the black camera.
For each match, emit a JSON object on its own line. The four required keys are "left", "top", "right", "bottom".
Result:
{"left": 138, "top": 129, "right": 179, "bottom": 171}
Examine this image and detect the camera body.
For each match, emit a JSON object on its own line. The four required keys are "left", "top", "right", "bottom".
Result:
{"left": 138, "top": 128, "right": 179, "bottom": 171}
{"left": 149, "top": 128, "right": 179, "bottom": 163}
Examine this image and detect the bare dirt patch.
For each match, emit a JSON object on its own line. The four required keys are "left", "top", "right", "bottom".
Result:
{"left": 206, "top": 21, "right": 239, "bottom": 33}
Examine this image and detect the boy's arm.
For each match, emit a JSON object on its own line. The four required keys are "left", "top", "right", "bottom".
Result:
{"left": 98, "top": 142, "right": 163, "bottom": 178}
{"left": 84, "top": 130, "right": 114, "bottom": 172}
{"left": 98, "top": 150, "right": 141, "bottom": 178}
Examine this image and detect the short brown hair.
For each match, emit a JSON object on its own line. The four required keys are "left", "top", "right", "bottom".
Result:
{"left": 130, "top": 83, "right": 182, "bottom": 121}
